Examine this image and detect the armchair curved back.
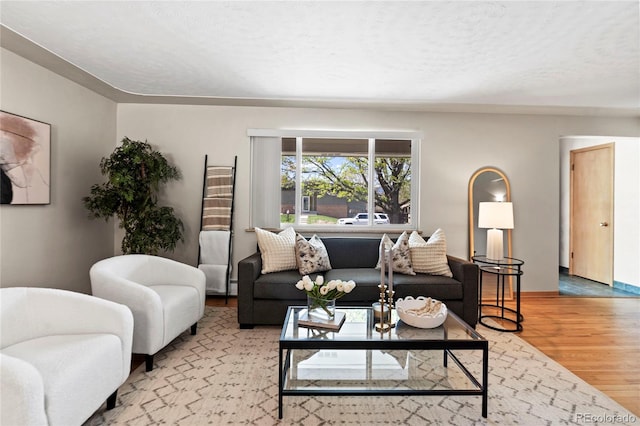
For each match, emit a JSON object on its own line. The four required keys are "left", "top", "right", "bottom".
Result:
{"left": 90, "top": 254, "right": 158, "bottom": 286}
{"left": 0, "top": 287, "right": 133, "bottom": 368}
{"left": 90, "top": 255, "right": 206, "bottom": 315}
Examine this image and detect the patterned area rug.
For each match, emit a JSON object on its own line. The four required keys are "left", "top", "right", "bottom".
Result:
{"left": 86, "top": 307, "right": 636, "bottom": 425}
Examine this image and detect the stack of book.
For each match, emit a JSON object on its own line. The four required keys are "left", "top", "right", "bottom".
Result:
{"left": 297, "top": 310, "right": 346, "bottom": 331}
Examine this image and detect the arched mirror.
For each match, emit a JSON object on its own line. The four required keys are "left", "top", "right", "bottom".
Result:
{"left": 468, "top": 167, "right": 512, "bottom": 260}
{"left": 469, "top": 167, "right": 513, "bottom": 300}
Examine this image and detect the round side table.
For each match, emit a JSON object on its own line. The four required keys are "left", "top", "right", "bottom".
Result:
{"left": 472, "top": 256, "right": 524, "bottom": 332}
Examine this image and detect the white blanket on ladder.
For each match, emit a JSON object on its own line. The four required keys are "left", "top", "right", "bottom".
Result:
{"left": 199, "top": 231, "right": 231, "bottom": 294}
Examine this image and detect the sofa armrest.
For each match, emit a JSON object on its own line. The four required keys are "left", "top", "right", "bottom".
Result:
{"left": 447, "top": 255, "right": 479, "bottom": 328}
{"left": 237, "top": 252, "right": 263, "bottom": 326}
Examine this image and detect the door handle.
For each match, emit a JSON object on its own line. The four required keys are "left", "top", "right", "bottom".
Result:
{"left": 599, "top": 222, "right": 609, "bottom": 227}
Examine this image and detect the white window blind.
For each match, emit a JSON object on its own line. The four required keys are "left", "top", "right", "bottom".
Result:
{"left": 250, "top": 136, "right": 281, "bottom": 228}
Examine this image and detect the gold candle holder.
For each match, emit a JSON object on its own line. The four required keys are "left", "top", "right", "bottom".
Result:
{"left": 386, "top": 289, "right": 396, "bottom": 328}
{"left": 375, "top": 283, "right": 391, "bottom": 333}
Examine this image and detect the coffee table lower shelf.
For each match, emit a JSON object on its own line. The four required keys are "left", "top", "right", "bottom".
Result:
{"left": 279, "top": 348, "right": 487, "bottom": 418}
{"left": 278, "top": 307, "right": 488, "bottom": 419}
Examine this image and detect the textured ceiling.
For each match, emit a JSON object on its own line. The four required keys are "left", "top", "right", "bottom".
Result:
{"left": 1, "top": 1, "right": 639, "bottom": 111}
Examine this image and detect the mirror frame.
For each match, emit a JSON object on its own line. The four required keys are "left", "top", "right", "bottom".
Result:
{"left": 468, "top": 167, "right": 512, "bottom": 260}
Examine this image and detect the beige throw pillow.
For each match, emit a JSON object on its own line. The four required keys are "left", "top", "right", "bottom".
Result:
{"left": 255, "top": 227, "right": 297, "bottom": 274}
{"left": 376, "top": 231, "right": 415, "bottom": 275}
{"left": 409, "top": 229, "right": 453, "bottom": 277}
{"left": 295, "top": 234, "right": 332, "bottom": 275}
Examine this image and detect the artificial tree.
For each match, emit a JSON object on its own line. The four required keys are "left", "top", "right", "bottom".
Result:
{"left": 83, "top": 137, "right": 184, "bottom": 255}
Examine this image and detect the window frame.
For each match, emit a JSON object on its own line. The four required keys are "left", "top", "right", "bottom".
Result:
{"left": 249, "top": 129, "right": 421, "bottom": 232}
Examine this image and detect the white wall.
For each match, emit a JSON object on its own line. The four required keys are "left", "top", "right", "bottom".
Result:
{"left": 118, "top": 104, "right": 639, "bottom": 293}
{"left": 559, "top": 136, "right": 640, "bottom": 288}
{"left": 0, "top": 48, "right": 117, "bottom": 293}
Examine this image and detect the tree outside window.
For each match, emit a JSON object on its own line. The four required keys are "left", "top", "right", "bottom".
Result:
{"left": 280, "top": 137, "right": 413, "bottom": 227}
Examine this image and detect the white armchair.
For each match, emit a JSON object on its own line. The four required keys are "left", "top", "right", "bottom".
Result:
{"left": 90, "top": 254, "right": 206, "bottom": 371}
{"left": 0, "top": 287, "right": 133, "bottom": 426}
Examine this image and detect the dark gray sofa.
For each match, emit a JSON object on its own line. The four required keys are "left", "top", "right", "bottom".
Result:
{"left": 238, "top": 237, "right": 479, "bottom": 328}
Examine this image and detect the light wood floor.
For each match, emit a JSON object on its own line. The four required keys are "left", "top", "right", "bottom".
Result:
{"left": 503, "top": 295, "right": 640, "bottom": 416}
{"left": 207, "top": 295, "right": 640, "bottom": 416}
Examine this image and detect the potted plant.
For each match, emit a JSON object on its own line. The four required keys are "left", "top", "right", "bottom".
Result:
{"left": 83, "top": 137, "right": 183, "bottom": 255}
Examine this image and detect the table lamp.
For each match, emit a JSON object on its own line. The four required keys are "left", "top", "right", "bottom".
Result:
{"left": 478, "top": 202, "right": 513, "bottom": 261}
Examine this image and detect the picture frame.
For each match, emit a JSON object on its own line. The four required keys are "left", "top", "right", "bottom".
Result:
{"left": 0, "top": 110, "right": 51, "bottom": 205}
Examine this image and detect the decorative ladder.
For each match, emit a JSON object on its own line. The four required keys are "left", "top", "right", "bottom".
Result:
{"left": 197, "top": 155, "right": 237, "bottom": 303}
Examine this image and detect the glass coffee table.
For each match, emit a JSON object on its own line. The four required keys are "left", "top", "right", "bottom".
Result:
{"left": 278, "top": 306, "right": 488, "bottom": 419}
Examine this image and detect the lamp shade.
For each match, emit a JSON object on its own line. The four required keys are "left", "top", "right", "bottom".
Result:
{"left": 478, "top": 202, "right": 514, "bottom": 229}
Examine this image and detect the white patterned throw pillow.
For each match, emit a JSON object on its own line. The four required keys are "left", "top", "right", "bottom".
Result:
{"left": 376, "top": 231, "right": 415, "bottom": 275}
{"left": 409, "top": 229, "right": 453, "bottom": 277}
{"left": 255, "top": 227, "right": 297, "bottom": 274}
{"left": 295, "top": 234, "right": 332, "bottom": 275}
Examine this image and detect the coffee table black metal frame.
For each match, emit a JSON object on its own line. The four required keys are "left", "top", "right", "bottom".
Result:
{"left": 473, "top": 256, "right": 524, "bottom": 332}
{"left": 278, "top": 306, "right": 489, "bottom": 419}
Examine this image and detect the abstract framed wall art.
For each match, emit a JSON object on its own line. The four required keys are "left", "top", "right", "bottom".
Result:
{"left": 0, "top": 111, "right": 51, "bottom": 205}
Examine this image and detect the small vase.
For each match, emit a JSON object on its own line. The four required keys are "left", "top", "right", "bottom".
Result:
{"left": 307, "top": 295, "right": 336, "bottom": 320}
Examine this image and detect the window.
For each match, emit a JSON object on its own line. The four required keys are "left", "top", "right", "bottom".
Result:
{"left": 250, "top": 130, "right": 420, "bottom": 230}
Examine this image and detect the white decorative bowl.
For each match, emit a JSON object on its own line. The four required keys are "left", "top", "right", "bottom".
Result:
{"left": 395, "top": 296, "right": 447, "bottom": 329}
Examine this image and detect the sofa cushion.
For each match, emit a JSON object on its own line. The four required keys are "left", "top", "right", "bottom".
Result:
{"left": 393, "top": 273, "right": 463, "bottom": 300}
{"left": 295, "top": 234, "right": 332, "bottom": 275}
{"left": 376, "top": 232, "right": 415, "bottom": 275}
{"left": 255, "top": 268, "right": 384, "bottom": 302}
{"left": 255, "top": 227, "right": 297, "bottom": 274}
{"left": 409, "top": 229, "right": 453, "bottom": 277}
{"left": 322, "top": 238, "right": 380, "bottom": 269}
{"left": 326, "top": 268, "right": 386, "bottom": 302}
{"left": 324, "top": 267, "right": 382, "bottom": 283}
{"left": 2, "top": 334, "right": 123, "bottom": 426}
{"left": 327, "top": 268, "right": 462, "bottom": 302}
{"left": 254, "top": 270, "right": 306, "bottom": 299}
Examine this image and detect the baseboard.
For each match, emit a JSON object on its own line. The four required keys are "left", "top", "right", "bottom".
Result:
{"left": 613, "top": 280, "right": 640, "bottom": 295}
